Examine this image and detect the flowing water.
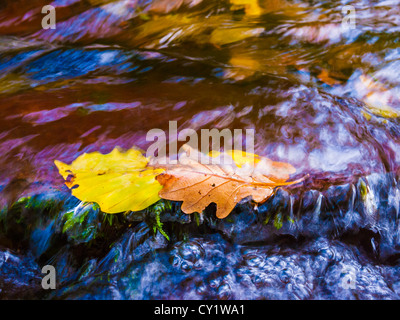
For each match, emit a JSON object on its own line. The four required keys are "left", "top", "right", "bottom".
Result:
{"left": 1, "top": 0, "right": 400, "bottom": 299}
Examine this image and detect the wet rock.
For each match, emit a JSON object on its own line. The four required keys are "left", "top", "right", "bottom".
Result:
{"left": 30, "top": 219, "right": 57, "bottom": 257}
{"left": 205, "top": 173, "right": 400, "bottom": 265}
{"left": 61, "top": 202, "right": 102, "bottom": 245}
{"left": 50, "top": 222, "right": 168, "bottom": 299}
{"left": 50, "top": 233, "right": 400, "bottom": 300}
{"left": 0, "top": 249, "right": 43, "bottom": 299}
{"left": 0, "top": 193, "right": 67, "bottom": 253}
{"left": 2, "top": 172, "right": 400, "bottom": 300}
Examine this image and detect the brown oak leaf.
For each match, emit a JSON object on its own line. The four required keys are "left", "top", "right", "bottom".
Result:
{"left": 155, "top": 145, "right": 304, "bottom": 218}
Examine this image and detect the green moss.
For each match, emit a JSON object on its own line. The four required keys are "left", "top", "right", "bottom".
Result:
{"left": 61, "top": 202, "right": 101, "bottom": 244}
{"left": 146, "top": 200, "right": 171, "bottom": 241}
{"left": 263, "top": 210, "right": 294, "bottom": 230}
{"left": 273, "top": 212, "right": 283, "bottom": 230}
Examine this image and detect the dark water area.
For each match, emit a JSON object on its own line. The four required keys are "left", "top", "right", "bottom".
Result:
{"left": 1, "top": 0, "right": 400, "bottom": 300}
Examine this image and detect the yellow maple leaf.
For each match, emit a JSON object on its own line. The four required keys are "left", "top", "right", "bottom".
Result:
{"left": 54, "top": 147, "right": 164, "bottom": 214}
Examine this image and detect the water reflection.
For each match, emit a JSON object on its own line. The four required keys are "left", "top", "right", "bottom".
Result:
{"left": 0, "top": 0, "right": 399, "bottom": 212}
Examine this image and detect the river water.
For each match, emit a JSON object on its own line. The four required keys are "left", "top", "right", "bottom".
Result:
{"left": 1, "top": 0, "right": 400, "bottom": 300}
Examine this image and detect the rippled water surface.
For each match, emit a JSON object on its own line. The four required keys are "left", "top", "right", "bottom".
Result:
{"left": 1, "top": 0, "right": 400, "bottom": 300}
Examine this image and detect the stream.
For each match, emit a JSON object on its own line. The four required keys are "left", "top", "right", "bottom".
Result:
{"left": 1, "top": 0, "right": 400, "bottom": 299}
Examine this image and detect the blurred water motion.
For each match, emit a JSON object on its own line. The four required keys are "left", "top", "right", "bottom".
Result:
{"left": 0, "top": 0, "right": 400, "bottom": 206}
